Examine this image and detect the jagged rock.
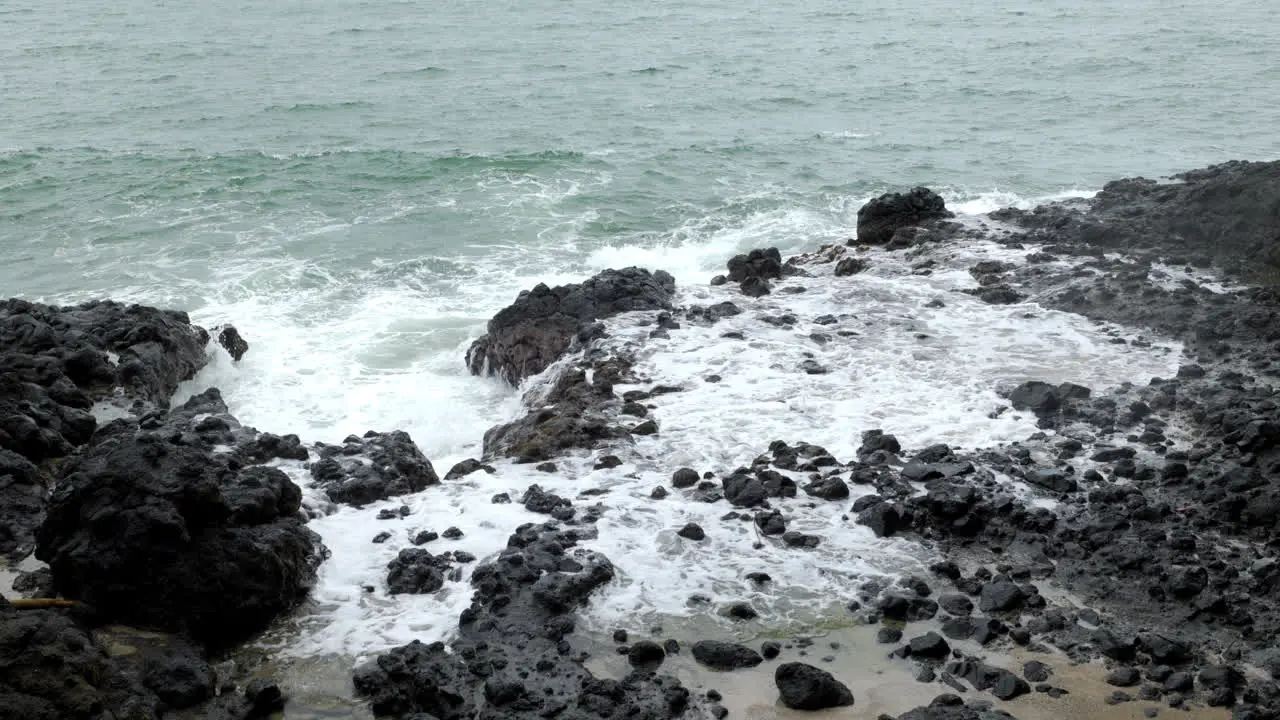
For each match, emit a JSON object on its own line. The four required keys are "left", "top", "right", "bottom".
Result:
{"left": 34, "top": 391, "right": 326, "bottom": 648}
{"left": 855, "top": 188, "right": 952, "bottom": 245}
{"left": 355, "top": 524, "right": 692, "bottom": 720}
{"left": 834, "top": 257, "right": 869, "bottom": 276}
{"left": 466, "top": 268, "right": 676, "bottom": 384}
{"left": 216, "top": 325, "right": 249, "bottom": 361}
{"left": 727, "top": 248, "right": 785, "bottom": 283}
{"left": 311, "top": 431, "right": 439, "bottom": 506}
{"left": 482, "top": 357, "right": 634, "bottom": 461}
{"left": 387, "top": 549, "right": 450, "bottom": 594}
{"left": 803, "top": 475, "right": 849, "bottom": 501}
{"left": 676, "top": 523, "right": 706, "bottom": 541}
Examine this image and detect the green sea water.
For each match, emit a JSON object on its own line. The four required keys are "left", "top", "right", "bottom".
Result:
{"left": 3, "top": 0, "right": 1278, "bottom": 304}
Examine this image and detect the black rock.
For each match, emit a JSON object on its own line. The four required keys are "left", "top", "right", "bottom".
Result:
{"left": 465, "top": 267, "right": 676, "bottom": 384}
{"left": 803, "top": 475, "right": 850, "bottom": 501}
{"left": 1026, "top": 468, "right": 1077, "bottom": 493}
{"left": 723, "top": 473, "right": 766, "bottom": 507}
{"left": 33, "top": 391, "right": 325, "bottom": 649}
{"left": 978, "top": 579, "right": 1026, "bottom": 613}
{"left": 877, "top": 627, "right": 903, "bottom": 644}
{"left": 857, "top": 501, "right": 901, "bottom": 538}
{"left": 692, "top": 641, "right": 763, "bottom": 670}
{"left": 938, "top": 594, "right": 973, "bottom": 616}
{"left": 762, "top": 641, "right": 782, "bottom": 660}
{"left": 781, "top": 531, "right": 820, "bottom": 549}
{"left": 628, "top": 641, "right": 666, "bottom": 669}
{"left": 1108, "top": 668, "right": 1141, "bottom": 687}
{"left": 387, "top": 549, "right": 448, "bottom": 595}
{"left": 672, "top": 468, "right": 700, "bottom": 488}
{"left": 755, "top": 510, "right": 787, "bottom": 536}
{"left": 834, "top": 257, "right": 869, "bottom": 276}
{"left": 677, "top": 523, "right": 706, "bottom": 541}
{"left": 444, "top": 458, "right": 494, "bottom": 481}
{"left": 907, "top": 632, "right": 951, "bottom": 660}
{"left": 1023, "top": 661, "right": 1052, "bottom": 683}
{"left": 774, "top": 662, "right": 855, "bottom": 710}
{"left": 727, "top": 248, "right": 785, "bottom": 283}
{"left": 217, "top": 325, "right": 250, "bottom": 362}
{"left": 856, "top": 188, "right": 952, "bottom": 245}
{"left": 311, "top": 430, "right": 439, "bottom": 506}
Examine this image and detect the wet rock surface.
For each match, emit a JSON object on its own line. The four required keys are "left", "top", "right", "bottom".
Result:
{"left": 482, "top": 353, "right": 636, "bottom": 461}
{"left": 465, "top": 267, "right": 676, "bottom": 384}
{"left": 855, "top": 187, "right": 953, "bottom": 246}
{"left": 310, "top": 429, "right": 439, "bottom": 506}
{"left": 353, "top": 523, "right": 695, "bottom": 719}
{"left": 34, "top": 388, "right": 327, "bottom": 649}
{"left": 0, "top": 299, "right": 214, "bottom": 558}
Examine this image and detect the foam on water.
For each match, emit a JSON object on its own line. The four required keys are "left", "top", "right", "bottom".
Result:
{"left": 163, "top": 185, "right": 1187, "bottom": 663}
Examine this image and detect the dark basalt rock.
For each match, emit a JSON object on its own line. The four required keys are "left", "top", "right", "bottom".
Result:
{"left": 0, "top": 450, "right": 46, "bottom": 560}
{"left": 444, "top": 458, "right": 494, "bottom": 481}
{"left": 481, "top": 356, "right": 634, "bottom": 462}
{"left": 834, "top": 257, "right": 869, "bottom": 276}
{"left": 386, "top": 549, "right": 451, "bottom": 595}
{"left": 1, "top": 299, "right": 211, "bottom": 479}
{"left": 774, "top": 662, "right": 854, "bottom": 710}
{"left": 354, "top": 523, "right": 694, "bottom": 720}
{"left": 0, "top": 604, "right": 229, "bottom": 720}
{"left": 34, "top": 390, "right": 326, "bottom": 649}
{"left": 465, "top": 267, "right": 676, "bottom": 384}
{"left": 216, "top": 325, "right": 249, "bottom": 361}
{"left": 855, "top": 188, "right": 952, "bottom": 246}
{"left": 727, "top": 248, "right": 786, "bottom": 283}
{"left": 803, "top": 475, "right": 850, "bottom": 501}
{"left": 311, "top": 430, "right": 439, "bottom": 506}
{"left": 691, "top": 641, "right": 763, "bottom": 670}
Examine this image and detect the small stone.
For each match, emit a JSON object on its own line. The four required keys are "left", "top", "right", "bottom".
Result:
{"left": 613, "top": 629, "right": 628, "bottom": 643}
{"left": 724, "top": 602, "right": 758, "bottom": 621}
{"left": 651, "top": 486, "right": 669, "bottom": 500}
{"left": 372, "top": 531, "right": 392, "bottom": 544}
{"left": 762, "top": 641, "right": 782, "bottom": 660}
{"left": 1108, "top": 667, "right": 1141, "bottom": 687}
{"left": 536, "top": 461, "right": 557, "bottom": 473}
{"left": 677, "top": 523, "right": 706, "bottom": 541}
{"left": 442, "top": 526, "right": 463, "bottom": 539}
{"left": 1023, "top": 661, "right": 1052, "bottom": 683}
{"left": 906, "top": 632, "right": 950, "bottom": 660}
{"left": 877, "top": 627, "right": 903, "bottom": 644}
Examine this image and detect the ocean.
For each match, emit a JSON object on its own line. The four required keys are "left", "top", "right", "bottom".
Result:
{"left": 3, "top": 0, "right": 1279, "bottom": 712}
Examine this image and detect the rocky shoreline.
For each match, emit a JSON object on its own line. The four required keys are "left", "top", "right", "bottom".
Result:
{"left": 4, "top": 159, "right": 1280, "bottom": 719}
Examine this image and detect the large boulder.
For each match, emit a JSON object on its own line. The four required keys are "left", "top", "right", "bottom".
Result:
{"left": 34, "top": 391, "right": 327, "bottom": 649}
{"left": 466, "top": 268, "right": 676, "bottom": 384}
{"left": 0, "top": 299, "right": 213, "bottom": 558}
{"left": 481, "top": 355, "right": 633, "bottom": 462}
{"left": 0, "top": 450, "right": 46, "bottom": 559}
{"left": 775, "top": 662, "right": 855, "bottom": 710}
{"left": 354, "top": 523, "right": 694, "bottom": 719}
{"left": 310, "top": 430, "right": 439, "bottom": 506}
{"left": 856, "top": 188, "right": 952, "bottom": 246}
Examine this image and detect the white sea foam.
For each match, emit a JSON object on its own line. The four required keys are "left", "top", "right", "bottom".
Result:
{"left": 165, "top": 184, "right": 1186, "bottom": 662}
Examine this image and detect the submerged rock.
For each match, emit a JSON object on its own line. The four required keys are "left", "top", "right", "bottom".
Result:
{"left": 465, "top": 267, "right": 676, "bottom": 384}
